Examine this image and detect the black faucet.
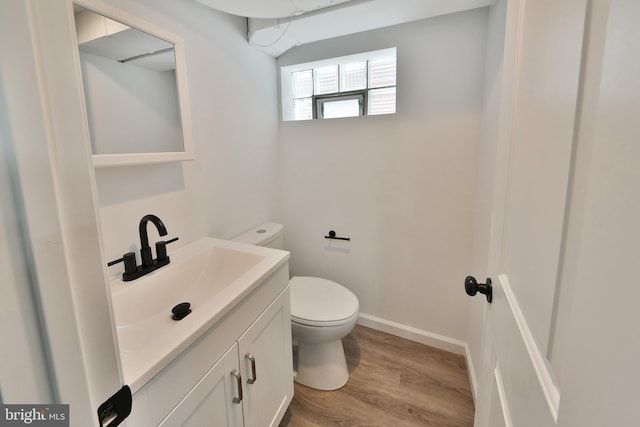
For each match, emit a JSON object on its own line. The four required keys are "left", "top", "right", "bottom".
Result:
{"left": 139, "top": 214, "right": 167, "bottom": 267}
{"left": 107, "top": 214, "right": 179, "bottom": 281}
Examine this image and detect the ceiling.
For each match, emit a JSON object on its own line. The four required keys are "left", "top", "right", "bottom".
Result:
{"left": 193, "top": 0, "right": 357, "bottom": 19}
{"left": 194, "top": 0, "right": 497, "bottom": 57}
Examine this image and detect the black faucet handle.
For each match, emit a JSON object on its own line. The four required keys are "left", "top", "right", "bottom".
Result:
{"left": 107, "top": 252, "right": 137, "bottom": 275}
{"left": 155, "top": 242, "right": 167, "bottom": 261}
{"left": 156, "top": 237, "right": 179, "bottom": 262}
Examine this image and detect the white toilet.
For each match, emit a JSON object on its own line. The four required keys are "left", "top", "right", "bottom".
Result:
{"left": 233, "top": 222, "right": 359, "bottom": 391}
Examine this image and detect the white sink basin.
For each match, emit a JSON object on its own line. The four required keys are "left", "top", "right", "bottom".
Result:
{"left": 109, "top": 237, "right": 289, "bottom": 390}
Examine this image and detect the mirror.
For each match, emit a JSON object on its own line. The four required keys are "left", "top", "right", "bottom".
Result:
{"left": 73, "top": 4, "right": 193, "bottom": 167}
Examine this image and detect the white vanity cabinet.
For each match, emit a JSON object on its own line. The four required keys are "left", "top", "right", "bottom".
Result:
{"left": 125, "top": 264, "right": 293, "bottom": 427}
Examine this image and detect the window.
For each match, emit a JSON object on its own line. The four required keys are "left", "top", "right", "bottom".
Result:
{"left": 281, "top": 48, "right": 397, "bottom": 121}
{"left": 317, "top": 93, "right": 364, "bottom": 119}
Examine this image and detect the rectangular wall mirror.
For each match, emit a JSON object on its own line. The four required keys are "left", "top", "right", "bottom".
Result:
{"left": 73, "top": 2, "right": 194, "bottom": 167}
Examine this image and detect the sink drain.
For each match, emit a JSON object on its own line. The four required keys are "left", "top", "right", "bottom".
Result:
{"left": 171, "top": 302, "right": 191, "bottom": 320}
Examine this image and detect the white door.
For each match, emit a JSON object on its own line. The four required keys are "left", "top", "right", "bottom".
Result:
{"left": 474, "top": 0, "right": 640, "bottom": 426}
{"left": 0, "top": 105, "right": 52, "bottom": 405}
{"left": 1, "top": 1, "right": 123, "bottom": 425}
{"left": 472, "top": 0, "right": 587, "bottom": 425}
{"left": 553, "top": 0, "right": 640, "bottom": 425}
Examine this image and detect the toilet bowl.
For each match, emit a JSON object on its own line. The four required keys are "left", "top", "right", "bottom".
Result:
{"left": 232, "top": 222, "right": 360, "bottom": 390}
{"left": 290, "top": 276, "right": 359, "bottom": 390}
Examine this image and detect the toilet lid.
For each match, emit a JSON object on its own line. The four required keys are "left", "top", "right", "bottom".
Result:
{"left": 290, "top": 276, "right": 359, "bottom": 326}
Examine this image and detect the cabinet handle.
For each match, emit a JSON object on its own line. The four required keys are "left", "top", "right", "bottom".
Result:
{"left": 230, "top": 369, "right": 243, "bottom": 404}
{"left": 245, "top": 353, "right": 257, "bottom": 384}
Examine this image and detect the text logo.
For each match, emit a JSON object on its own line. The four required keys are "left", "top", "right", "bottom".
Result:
{"left": 0, "top": 405, "right": 68, "bottom": 426}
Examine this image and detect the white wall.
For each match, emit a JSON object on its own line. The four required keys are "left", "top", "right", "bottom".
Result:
{"left": 91, "top": 0, "right": 282, "bottom": 273}
{"left": 277, "top": 8, "right": 489, "bottom": 343}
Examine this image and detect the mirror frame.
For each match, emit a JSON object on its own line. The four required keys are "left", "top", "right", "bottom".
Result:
{"left": 73, "top": 0, "right": 194, "bottom": 168}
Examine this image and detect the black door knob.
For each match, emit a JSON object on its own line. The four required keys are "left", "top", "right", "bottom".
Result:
{"left": 465, "top": 276, "right": 493, "bottom": 303}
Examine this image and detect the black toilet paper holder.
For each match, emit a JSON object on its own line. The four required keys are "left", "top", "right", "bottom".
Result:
{"left": 324, "top": 230, "right": 350, "bottom": 241}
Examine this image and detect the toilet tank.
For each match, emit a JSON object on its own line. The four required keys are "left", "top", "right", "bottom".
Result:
{"left": 232, "top": 222, "right": 285, "bottom": 250}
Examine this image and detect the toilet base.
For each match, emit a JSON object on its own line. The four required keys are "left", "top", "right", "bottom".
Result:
{"left": 294, "top": 339, "right": 349, "bottom": 390}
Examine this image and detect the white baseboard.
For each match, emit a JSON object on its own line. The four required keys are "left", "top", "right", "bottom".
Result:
{"left": 357, "top": 312, "right": 466, "bottom": 355}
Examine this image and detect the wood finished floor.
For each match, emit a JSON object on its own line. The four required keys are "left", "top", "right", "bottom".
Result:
{"left": 279, "top": 325, "right": 475, "bottom": 427}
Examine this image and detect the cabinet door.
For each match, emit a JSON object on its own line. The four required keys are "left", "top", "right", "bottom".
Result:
{"left": 238, "top": 288, "right": 294, "bottom": 427}
{"left": 158, "top": 343, "right": 244, "bottom": 427}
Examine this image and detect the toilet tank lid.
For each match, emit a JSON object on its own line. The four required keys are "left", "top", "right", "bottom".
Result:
{"left": 232, "top": 222, "right": 283, "bottom": 246}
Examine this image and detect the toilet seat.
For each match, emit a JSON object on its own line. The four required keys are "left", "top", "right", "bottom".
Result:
{"left": 290, "top": 276, "right": 359, "bottom": 327}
